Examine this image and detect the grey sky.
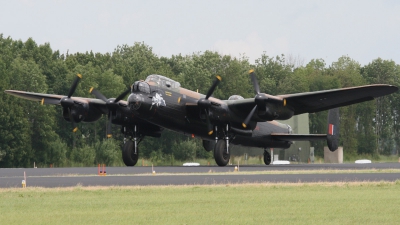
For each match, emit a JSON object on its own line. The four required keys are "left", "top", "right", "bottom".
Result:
{"left": 1, "top": 0, "right": 399, "bottom": 66}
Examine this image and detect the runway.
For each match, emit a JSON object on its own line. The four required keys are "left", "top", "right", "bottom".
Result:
{"left": 1, "top": 163, "right": 399, "bottom": 188}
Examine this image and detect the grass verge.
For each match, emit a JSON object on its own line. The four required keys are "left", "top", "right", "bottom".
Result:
{"left": 13, "top": 168, "right": 400, "bottom": 178}
{"left": 1, "top": 181, "right": 400, "bottom": 224}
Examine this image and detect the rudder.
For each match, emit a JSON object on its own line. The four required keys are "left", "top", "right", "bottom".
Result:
{"left": 327, "top": 108, "right": 339, "bottom": 151}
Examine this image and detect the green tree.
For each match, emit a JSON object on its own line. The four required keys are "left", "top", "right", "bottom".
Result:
{"left": 361, "top": 58, "right": 399, "bottom": 155}
{"left": 328, "top": 56, "right": 365, "bottom": 156}
{"left": 47, "top": 138, "right": 68, "bottom": 167}
{"left": 253, "top": 53, "right": 293, "bottom": 95}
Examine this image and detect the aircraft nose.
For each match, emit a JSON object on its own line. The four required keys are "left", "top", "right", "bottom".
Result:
{"left": 128, "top": 93, "right": 143, "bottom": 110}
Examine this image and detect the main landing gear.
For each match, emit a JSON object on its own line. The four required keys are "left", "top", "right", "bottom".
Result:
{"left": 263, "top": 149, "right": 271, "bottom": 165}
{"left": 214, "top": 124, "right": 231, "bottom": 166}
{"left": 122, "top": 125, "right": 142, "bottom": 167}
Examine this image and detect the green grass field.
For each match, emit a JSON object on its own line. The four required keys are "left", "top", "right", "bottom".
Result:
{"left": 1, "top": 182, "right": 400, "bottom": 224}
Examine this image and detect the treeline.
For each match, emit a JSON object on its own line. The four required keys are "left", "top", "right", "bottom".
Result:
{"left": 0, "top": 34, "right": 399, "bottom": 167}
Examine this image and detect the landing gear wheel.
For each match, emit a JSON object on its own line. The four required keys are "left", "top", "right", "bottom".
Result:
{"left": 214, "top": 140, "right": 230, "bottom": 166}
{"left": 122, "top": 140, "right": 139, "bottom": 166}
{"left": 263, "top": 150, "right": 271, "bottom": 165}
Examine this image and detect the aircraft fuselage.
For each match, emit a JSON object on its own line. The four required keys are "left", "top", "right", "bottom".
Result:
{"left": 127, "top": 79, "right": 291, "bottom": 149}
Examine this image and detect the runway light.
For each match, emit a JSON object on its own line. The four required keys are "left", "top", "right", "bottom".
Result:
{"left": 191, "top": 134, "right": 195, "bottom": 138}
{"left": 22, "top": 171, "right": 26, "bottom": 188}
{"left": 98, "top": 164, "right": 107, "bottom": 176}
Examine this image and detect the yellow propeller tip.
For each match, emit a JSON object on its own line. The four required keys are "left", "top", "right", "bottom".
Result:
{"left": 216, "top": 75, "right": 222, "bottom": 81}
{"left": 242, "top": 123, "right": 247, "bottom": 128}
{"left": 41, "top": 98, "right": 44, "bottom": 105}
{"left": 72, "top": 127, "right": 78, "bottom": 133}
{"left": 249, "top": 69, "right": 254, "bottom": 74}
{"left": 89, "top": 87, "right": 94, "bottom": 93}
{"left": 283, "top": 99, "right": 286, "bottom": 106}
{"left": 208, "top": 130, "right": 214, "bottom": 135}
{"left": 77, "top": 74, "right": 82, "bottom": 79}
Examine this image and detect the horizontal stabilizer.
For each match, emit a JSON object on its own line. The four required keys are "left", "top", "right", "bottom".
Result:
{"left": 271, "top": 133, "right": 327, "bottom": 141}
{"left": 231, "top": 127, "right": 253, "bottom": 136}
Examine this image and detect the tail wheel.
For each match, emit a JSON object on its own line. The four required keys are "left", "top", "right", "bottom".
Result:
{"left": 263, "top": 150, "right": 271, "bottom": 165}
{"left": 122, "top": 140, "right": 139, "bottom": 166}
{"left": 214, "top": 140, "right": 230, "bottom": 166}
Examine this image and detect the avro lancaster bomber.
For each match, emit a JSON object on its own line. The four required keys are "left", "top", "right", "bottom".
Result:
{"left": 5, "top": 70, "right": 398, "bottom": 166}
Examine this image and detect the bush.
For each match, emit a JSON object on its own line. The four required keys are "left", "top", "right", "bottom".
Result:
{"left": 70, "top": 144, "right": 96, "bottom": 166}
{"left": 47, "top": 138, "right": 68, "bottom": 167}
{"left": 94, "top": 139, "right": 120, "bottom": 166}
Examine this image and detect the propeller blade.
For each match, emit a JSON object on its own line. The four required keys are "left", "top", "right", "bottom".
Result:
{"left": 249, "top": 70, "right": 260, "bottom": 94}
{"left": 114, "top": 88, "right": 131, "bottom": 102}
{"left": 107, "top": 113, "right": 112, "bottom": 138}
{"left": 89, "top": 87, "right": 108, "bottom": 102}
{"left": 89, "top": 86, "right": 126, "bottom": 138}
{"left": 205, "top": 109, "right": 213, "bottom": 135}
{"left": 205, "top": 76, "right": 221, "bottom": 99}
{"left": 67, "top": 108, "right": 78, "bottom": 132}
{"left": 68, "top": 74, "right": 82, "bottom": 98}
{"left": 242, "top": 105, "right": 257, "bottom": 128}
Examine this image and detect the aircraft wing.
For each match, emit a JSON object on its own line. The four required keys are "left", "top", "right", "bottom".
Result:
{"left": 279, "top": 84, "right": 398, "bottom": 115}
{"left": 271, "top": 133, "right": 327, "bottom": 141}
{"left": 225, "top": 98, "right": 258, "bottom": 118}
{"left": 4, "top": 90, "right": 122, "bottom": 113}
{"left": 5, "top": 90, "right": 65, "bottom": 105}
{"left": 226, "top": 84, "right": 398, "bottom": 118}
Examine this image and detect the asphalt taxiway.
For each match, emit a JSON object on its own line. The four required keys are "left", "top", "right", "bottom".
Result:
{"left": 1, "top": 163, "right": 399, "bottom": 188}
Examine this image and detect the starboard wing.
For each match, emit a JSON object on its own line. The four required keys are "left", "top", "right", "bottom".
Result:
{"left": 279, "top": 84, "right": 398, "bottom": 115}
{"left": 225, "top": 84, "right": 398, "bottom": 120}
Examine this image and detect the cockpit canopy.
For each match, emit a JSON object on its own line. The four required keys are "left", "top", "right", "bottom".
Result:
{"left": 228, "top": 95, "right": 244, "bottom": 100}
{"left": 132, "top": 81, "right": 150, "bottom": 93}
{"left": 131, "top": 75, "right": 181, "bottom": 94}
{"left": 145, "top": 74, "right": 181, "bottom": 89}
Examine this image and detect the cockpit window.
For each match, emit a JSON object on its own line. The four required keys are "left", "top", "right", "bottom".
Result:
{"left": 228, "top": 95, "right": 244, "bottom": 100}
{"left": 132, "top": 81, "right": 150, "bottom": 93}
{"left": 138, "top": 82, "right": 150, "bottom": 93}
{"left": 146, "top": 75, "right": 160, "bottom": 85}
{"left": 173, "top": 81, "right": 181, "bottom": 88}
{"left": 145, "top": 74, "right": 181, "bottom": 89}
{"left": 132, "top": 81, "right": 140, "bottom": 92}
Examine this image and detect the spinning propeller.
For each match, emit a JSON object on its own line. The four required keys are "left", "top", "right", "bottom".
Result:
{"left": 89, "top": 87, "right": 131, "bottom": 138}
{"left": 242, "top": 70, "right": 286, "bottom": 128}
{"left": 60, "top": 74, "right": 82, "bottom": 133}
{"left": 197, "top": 76, "right": 221, "bottom": 135}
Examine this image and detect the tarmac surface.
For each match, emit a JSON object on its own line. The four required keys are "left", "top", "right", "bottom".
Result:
{"left": 1, "top": 163, "right": 399, "bottom": 188}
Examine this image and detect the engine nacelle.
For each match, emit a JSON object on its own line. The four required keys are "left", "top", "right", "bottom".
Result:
{"left": 257, "top": 103, "right": 294, "bottom": 121}
{"left": 63, "top": 103, "right": 102, "bottom": 123}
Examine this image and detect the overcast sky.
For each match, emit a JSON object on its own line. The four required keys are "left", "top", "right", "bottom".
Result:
{"left": 1, "top": 0, "right": 399, "bottom": 66}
